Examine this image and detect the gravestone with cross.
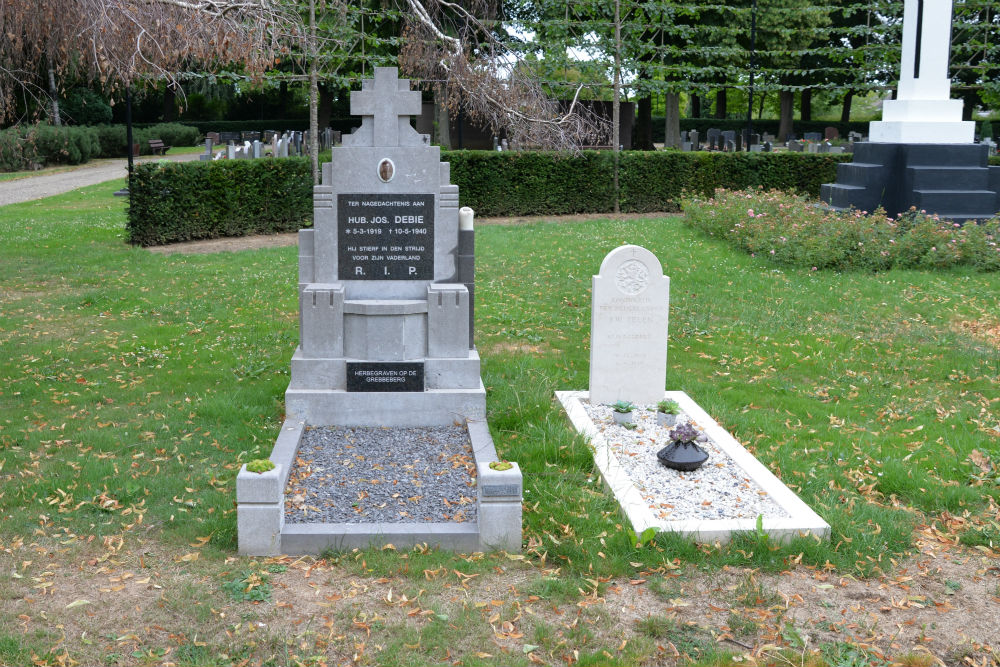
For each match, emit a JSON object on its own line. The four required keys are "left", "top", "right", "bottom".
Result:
{"left": 288, "top": 66, "right": 485, "bottom": 426}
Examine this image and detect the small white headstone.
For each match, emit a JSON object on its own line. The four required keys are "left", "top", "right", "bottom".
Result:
{"left": 589, "top": 245, "right": 669, "bottom": 405}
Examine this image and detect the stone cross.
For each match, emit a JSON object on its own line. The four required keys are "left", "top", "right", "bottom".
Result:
{"left": 900, "top": 0, "right": 953, "bottom": 100}
{"left": 350, "top": 67, "right": 422, "bottom": 147}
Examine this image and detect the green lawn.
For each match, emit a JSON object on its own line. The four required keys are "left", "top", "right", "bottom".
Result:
{"left": 1, "top": 181, "right": 999, "bottom": 666}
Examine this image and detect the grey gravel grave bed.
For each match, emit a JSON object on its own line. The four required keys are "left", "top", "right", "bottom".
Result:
{"left": 583, "top": 402, "right": 791, "bottom": 522}
{"left": 284, "top": 426, "right": 477, "bottom": 524}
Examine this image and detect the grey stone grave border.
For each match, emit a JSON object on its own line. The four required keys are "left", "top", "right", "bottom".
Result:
{"left": 556, "top": 390, "right": 830, "bottom": 544}
{"left": 237, "top": 418, "right": 522, "bottom": 555}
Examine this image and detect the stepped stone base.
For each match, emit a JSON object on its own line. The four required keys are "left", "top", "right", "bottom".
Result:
{"left": 820, "top": 142, "right": 1000, "bottom": 223}
{"left": 285, "top": 383, "right": 487, "bottom": 427}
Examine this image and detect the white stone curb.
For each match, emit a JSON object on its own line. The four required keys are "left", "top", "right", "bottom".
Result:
{"left": 556, "top": 390, "right": 830, "bottom": 544}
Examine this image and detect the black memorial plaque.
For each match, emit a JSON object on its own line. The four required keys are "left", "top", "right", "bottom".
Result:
{"left": 346, "top": 362, "right": 424, "bottom": 392}
{"left": 338, "top": 193, "right": 434, "bottom": 280}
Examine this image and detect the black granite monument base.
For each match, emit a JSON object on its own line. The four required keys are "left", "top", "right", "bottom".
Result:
{"left": 820, "top": 142, "right": 1000, "bottom": 223}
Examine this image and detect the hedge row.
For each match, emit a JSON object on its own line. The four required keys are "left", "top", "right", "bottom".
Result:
{"left": 92, "top": 123, "right": 201, "bottom": 157}
{"left": 127, "top": 150, "right": 851, "bottom": 245}
{"left": 0, "top": 125, "right": 101, "bottom": 171}
{"left": 0, "top": 122, "right": 201, "bottom": 172}
{"left": 148, "top": 118, "right": 361, "bottom": 135}
{"left": 446, "top": 150, "right": 850, "bottom": 216}
{"left": 127, "top": 158, "right": 312, "bottom": 246}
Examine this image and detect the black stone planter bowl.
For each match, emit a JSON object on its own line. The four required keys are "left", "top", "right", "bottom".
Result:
{"left": 657, "top": 441, "right": 709, "bottom": 472}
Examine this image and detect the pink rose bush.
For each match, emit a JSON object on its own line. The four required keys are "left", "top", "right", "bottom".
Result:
{"left": 682, "top": 188, "right": 1000, "bottom": 272}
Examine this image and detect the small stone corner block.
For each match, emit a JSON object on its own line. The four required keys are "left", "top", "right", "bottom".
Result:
{"left": 236, "top": 463, "right": 284, "bottom": 504}
{"left": 427, "top": 284, "right": 469, "bottom": 358}
{"left": 300, "top": 284, "right": 344, "bottom": 356}
{"left": 237, "top": 463, "right": 285, "bottom": 556}
{"left": 477, "top": 462, "right": 523, "bottom": 552}
{"left": 237, "top": 503, "right": 284, "bottom": 556}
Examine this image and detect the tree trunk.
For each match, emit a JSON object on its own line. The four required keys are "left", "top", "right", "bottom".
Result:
{"left": 778, "top": 89, "right": 794, "bottom": 141}
{"left": 800, "top": 88, "right": 812, "bottom": 122}
{"left": 308, "top": 0, "right": 318, "bottom": 185}
{"left": 840, "top": 89, "right": 854, "bottom": 123}
{"left": 663, "top": 92, "right": 681, "bottom": 149}
{"left": 47, "top": 68, "right": 61, "bottom": 126}
{"left": 612, "top": 0, "right": 620, "bottom": 213}
{"left": 318, "top": 83, "right": 333, "bottom": 131}
{"left": 162, "top": 83, "right": 177, "bottom": 122}
{"left": 715, "top": 89, "right": 727, "bottom": 119}
{"left": 962, "top": 93, "right": 975, "bottom": 121}
{"left": 635, "top": 94, "right": 654, "bottom": 150}
{"left": 691, "top": 94, "right": 701, "bottom": 119}
{"left": 434, "top": 86, "right": 451, "bottom": 148}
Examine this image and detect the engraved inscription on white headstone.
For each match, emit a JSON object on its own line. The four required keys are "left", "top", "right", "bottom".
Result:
{"left": 589, "top": 245, "right": 669, "bottom": 405}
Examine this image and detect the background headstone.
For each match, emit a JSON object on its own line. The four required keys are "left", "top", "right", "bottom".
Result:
{"left": 589, "top": 245, "right": 669, "bottom": 405}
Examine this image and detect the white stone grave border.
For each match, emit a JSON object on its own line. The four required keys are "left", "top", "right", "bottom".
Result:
{"left": 236, "top": 418, "right": 522, "bottom": 556}
{"left": 556, "top": 390, "right": 830, "bottom": 544}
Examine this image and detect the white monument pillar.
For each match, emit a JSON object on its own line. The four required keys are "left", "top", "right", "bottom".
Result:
{"left": 869, "top": 0, "right": 974, "bottom": 144}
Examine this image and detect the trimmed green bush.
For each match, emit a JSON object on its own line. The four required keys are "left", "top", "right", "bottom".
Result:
{"left": 154, "top": 118, "right": 360, "bottom": 135}
{"left": 93, "top": 122, "right": 200, "bottom": 158}
{"left": 0, "top": 124, "right": 101, "bottom": 171}
{"left": 0, "top": 122, "right": 201, "bottom": 171}
{"left": 445, "top": 151, "right": 616, "bottom": 216}
{"left": 446, "top": 150, "right": 848, "bottom": 216}
{"left": 126, "top": 149, "right": 852, "bottom": 246}
{"left": 127, "top": 158, "right": 312, "bottom": 246}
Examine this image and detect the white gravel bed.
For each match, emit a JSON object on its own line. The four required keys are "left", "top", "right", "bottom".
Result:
{"left": 582, "top": 402, "right": 790, "bottom": 522}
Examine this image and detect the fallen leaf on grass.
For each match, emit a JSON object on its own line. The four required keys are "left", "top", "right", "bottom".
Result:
{"left": 65, "top": 599, "right": 91, "bottom": 609}
{"left": 175, "top": 552, "right": 199, "bottom": 562}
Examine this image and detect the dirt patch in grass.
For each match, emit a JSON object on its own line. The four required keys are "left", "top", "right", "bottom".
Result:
{"left": 146, "top": 233, "right": 299, "bottom": 255}
{"left": 953, "top": 316, "right": 1000, "bottom": 348}
{"left": 144, "top": 212, "right": 679, "bottom": 256}
{"left": 480, "top": 341, "right": 552, "bottom": 356}
{"left": 3, "top": 529, "right": 998, "bottom": 666}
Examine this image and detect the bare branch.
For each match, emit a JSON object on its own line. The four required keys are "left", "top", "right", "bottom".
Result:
{"left": 0, "top": 0, "right": 302, "bottom": 122}
{"left": 399, "top": 0, "right": 609, "bottom": 151}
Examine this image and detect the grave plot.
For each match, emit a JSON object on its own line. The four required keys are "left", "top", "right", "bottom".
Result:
{"left": 236, "top": 68, "right": 522, "bottom": 556}
{"left": 559, "top": 245, "right": 829, "bottom": 544}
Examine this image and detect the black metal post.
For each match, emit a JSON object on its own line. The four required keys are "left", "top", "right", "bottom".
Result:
{"left": 745, "top": 0, "right": 758, "bottom": 151}
{"left": 115, "top": 86, "right": 135, "bottom": 197}
{"left": 126, "top": 86, "right": 134, "bottom": 180}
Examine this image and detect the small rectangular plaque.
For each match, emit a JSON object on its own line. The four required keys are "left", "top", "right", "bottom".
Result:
{"left": 338, "top": 193, "right": 434, "bottom": 280}
{"left": 346, "top": 362, "right": 424, "bottom": 392}
{"left": 482, "top": 484, "right": 520, "bottom": 497}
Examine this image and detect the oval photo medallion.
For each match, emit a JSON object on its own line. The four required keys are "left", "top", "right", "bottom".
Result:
{"left": 377, "top": 158, "right": 395, "bottom": 183}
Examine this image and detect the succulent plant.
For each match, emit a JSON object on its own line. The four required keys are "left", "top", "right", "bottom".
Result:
{"left": 610, "top": 400, "right": 635, "bottom": 413}
{"left": 656, "top": 399, "right": 680, "bottom": 414}
{"left": 669, "top": 423, "right": 699, "bottom": 444}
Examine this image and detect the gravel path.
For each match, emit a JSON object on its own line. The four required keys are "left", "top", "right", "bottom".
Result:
{"left": 0, "top": 152, "right": 201, "bottom": 207}
{"left": 284, "top": 426, "right": 478, "bottom": 524}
